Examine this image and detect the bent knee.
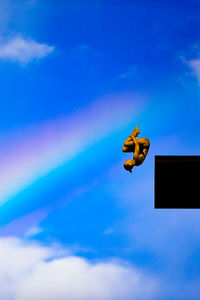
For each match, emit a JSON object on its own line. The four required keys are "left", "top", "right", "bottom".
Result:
{"left": 122, "top": 145, "right": 128, "bottom": 152}
{"left": 122, "top": 145, "right": 132, "bottom": 152}
{"left": 142, "top": 138, "right": 150, "bottom": 147}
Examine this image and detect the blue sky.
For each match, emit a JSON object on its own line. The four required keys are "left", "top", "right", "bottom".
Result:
{"left": 0, "top": 0, "right": 200, "bottom": 299}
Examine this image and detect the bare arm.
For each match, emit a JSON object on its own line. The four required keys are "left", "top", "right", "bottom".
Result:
{"left": 131, "top": 136, "right": 140, "bottom": 160}
{"left": 124, "top": 137, "right": 134, "bottom": 147}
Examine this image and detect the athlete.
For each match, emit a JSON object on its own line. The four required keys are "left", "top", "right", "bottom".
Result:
{"left": 122, "top": 126, "right": 150, "bottom": 173}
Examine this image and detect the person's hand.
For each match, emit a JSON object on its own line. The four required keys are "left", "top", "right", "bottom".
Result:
{"left": 132, "top": 126, "right": 140, "bottom": 137}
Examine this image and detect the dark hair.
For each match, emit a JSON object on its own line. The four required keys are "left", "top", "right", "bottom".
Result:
{"left": 123, "top": 160, "right": 134, "bottom": 172}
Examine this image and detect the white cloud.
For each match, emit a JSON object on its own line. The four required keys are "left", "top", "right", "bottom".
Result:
{"left": 0, "top": 36, "right": 54, "bottom": 64}
{"left": 0, "top": 237, "right": 158, "bottom": 300}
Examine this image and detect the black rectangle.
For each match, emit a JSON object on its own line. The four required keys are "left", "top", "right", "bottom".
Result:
{"left": 155, "top": 156, "right": 200, "bottom": 209}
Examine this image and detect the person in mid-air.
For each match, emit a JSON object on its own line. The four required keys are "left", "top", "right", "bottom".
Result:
{"left": 122, "top": 126, "right": 150, "bottom": 173}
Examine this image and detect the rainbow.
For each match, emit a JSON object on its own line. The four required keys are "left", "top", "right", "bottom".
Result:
{"left": 0, "top": 93, "right": 144, "bottom": 203}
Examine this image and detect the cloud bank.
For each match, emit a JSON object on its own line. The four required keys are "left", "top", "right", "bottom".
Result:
{"left": 0, "top": 237, "right": 158, "bottom": 300}
{"left": 0, "top": 36, "right": 54, "bottom": 64}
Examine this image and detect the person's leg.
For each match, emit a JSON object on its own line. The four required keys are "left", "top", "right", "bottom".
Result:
{"left": 133, "top": 138, "right": 150, "bottom": 165}
{"left": 136, "top": 138, "right": 150, "bottom": 147}
{"left": 122, "top": 144, "right": 135, "bottom": 153}
{"left": 135, "top": 154, "right": 145, "bottom": 166}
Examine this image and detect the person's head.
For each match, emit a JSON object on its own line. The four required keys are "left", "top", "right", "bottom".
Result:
{"left": 123, "top": 159, "right": 136, "bottom": 173}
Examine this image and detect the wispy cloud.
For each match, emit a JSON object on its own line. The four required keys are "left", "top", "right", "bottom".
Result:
{"left": 0, "top": 93, "right": 144, "bottom": 203}
{"left": 118, "top": 65, "right": 137, "bottom": 79}
{"left": 24, "top": 226, "right": 42, "bottom": 237}
{"left": 0, "top": 237, "right": 159, "bottom": 300}
{"left": 0, "top": 36, "right": 54, "bottom": 64}
{"left": 188, "top": 57, "right": 200, "bottom": 84}
{"left": 0, "top": 209, "right": 48, "bottom": 237}
{"left": 181, "top": 51, "right": 200, "bottom": 85}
